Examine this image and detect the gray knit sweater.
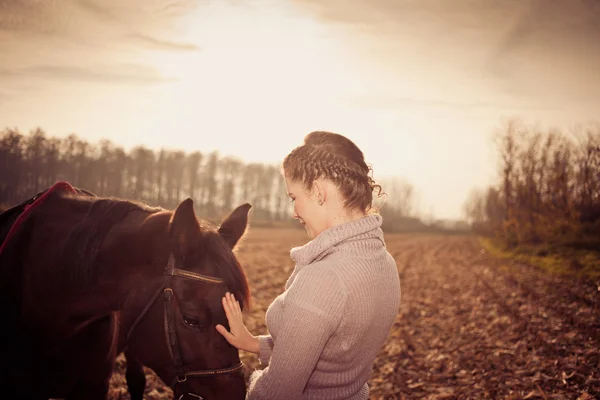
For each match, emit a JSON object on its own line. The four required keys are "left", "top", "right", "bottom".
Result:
{"left": 247, "top": 215, "right": 401, "bottom": 400}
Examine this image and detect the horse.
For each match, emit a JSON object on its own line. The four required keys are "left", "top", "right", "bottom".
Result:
{"left": 0, "top": 181, "right": 251, "bottom": 400}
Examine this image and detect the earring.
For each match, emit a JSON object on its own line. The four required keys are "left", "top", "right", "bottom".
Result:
{"left": 318, "top": 199, "right": 323, "bottom": 206}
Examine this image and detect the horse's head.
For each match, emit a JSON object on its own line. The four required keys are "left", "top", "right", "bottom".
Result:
{"left": 127, "top": 199, "right": 251, "bottom": 400}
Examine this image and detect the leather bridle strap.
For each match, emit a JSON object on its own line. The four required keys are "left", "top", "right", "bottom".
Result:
{"left": 164, "top": 285, "right": 245, "bottom": 387}
{"left": 124, "top": 253, "right": 244, "bottom": 392}
{"left": 163, "top": 285, "right": 187, "bottom": 384}
{"left": 124, "top": 283, "right": 164, "bottom": 346}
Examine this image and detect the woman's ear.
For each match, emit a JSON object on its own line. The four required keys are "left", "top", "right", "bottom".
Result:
{"left": 312, "top": 180, "right": 326, "bottom": 205}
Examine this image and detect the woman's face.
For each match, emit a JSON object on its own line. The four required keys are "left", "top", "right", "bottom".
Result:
{"left": 283, "top": 176, "right": 326, "bottom": 239}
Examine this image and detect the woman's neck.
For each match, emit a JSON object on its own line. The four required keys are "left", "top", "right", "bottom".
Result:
{"left": 328, "top": 209, "right": 366, "bottom": 229}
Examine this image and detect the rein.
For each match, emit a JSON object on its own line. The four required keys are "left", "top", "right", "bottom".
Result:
{"left": 125, "top": 254, "right": 243, "bottom": 398}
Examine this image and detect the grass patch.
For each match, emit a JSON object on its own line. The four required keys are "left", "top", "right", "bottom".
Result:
{"left": 479, "top": 236, "right": 600, "bottom": 280}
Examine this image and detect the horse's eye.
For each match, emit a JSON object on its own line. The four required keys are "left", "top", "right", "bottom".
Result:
{"left": 183, "top": 316, "right": 203, "bottom": 329}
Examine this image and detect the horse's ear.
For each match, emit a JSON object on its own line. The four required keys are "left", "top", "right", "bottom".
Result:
{"left": 218, "top": 203, "right": 252, "bottom": 249}
{"left": 170, "top": 198, "right": 201, "bottom": 255}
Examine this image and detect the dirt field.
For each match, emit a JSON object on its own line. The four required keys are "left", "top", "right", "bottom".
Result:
{"left": 108, "top": 228, "right": 600, "bottom": 399}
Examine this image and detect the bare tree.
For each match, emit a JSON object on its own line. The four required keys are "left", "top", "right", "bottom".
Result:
{"left": 186, "top": 151, "right": 203, "bottom": 206}
{"left": 495, "top": 119, "right": 521, "bottom": 223}
{"left": 24, "top": 128, "right": 47, "bottom": 194}
{"left": 0, "top": 128, "right": 25, "bottom": 204}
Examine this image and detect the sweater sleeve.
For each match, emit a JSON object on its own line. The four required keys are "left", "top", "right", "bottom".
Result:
{"left": 258, "top": 334, "right": 274, "bottom": 365}
{"left": 247, "top": 266, "right": 347, "bottom": 400}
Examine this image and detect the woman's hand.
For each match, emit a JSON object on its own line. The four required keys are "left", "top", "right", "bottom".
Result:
{"left": 216, "top": 292, "right": 260, "bottom": 354}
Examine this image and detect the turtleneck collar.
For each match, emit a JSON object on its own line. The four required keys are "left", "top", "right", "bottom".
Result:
{"left": 290, "top": 214, "right": 384, "bottom": 266}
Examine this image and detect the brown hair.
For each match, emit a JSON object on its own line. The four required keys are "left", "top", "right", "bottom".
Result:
{"left": 282, "top": 131, "right": 385, "bottom": 213}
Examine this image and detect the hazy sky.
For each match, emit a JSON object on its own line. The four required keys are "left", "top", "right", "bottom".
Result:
{"left": 1, "top": 0, "right": 599, "bottom": 219}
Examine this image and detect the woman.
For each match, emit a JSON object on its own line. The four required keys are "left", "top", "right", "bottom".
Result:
{"left": 216, "top": 131, "right": 401, "bottom": 400}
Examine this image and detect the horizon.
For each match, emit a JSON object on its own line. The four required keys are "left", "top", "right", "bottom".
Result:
{"left": 1, "top": 0, "right": 599, "bottom": 220}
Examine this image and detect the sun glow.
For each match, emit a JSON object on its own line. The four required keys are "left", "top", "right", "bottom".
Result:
{"left": 137, "top": 1, "right": 371, "bottom": 160}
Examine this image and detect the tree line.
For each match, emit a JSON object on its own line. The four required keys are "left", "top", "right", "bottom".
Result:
{"left": 0, "top": 127, "right": 423, "bottom": 232}
{"left": 463, "top": 120, "right": 600, "bottom": 251}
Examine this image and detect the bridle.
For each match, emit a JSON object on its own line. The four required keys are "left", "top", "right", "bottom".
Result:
{"left": 125, "top": 253, "right": 244, "bottom": 399}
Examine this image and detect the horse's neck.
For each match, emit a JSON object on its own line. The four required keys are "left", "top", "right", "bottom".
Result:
{"left": 53, "top": 211, "right": 171, "bottom": 333}
{"left": 89, "top": 210, "right": 171, "bottom": 301}
{"left": 105, "top": 212, "right": 174, "bottom": 350}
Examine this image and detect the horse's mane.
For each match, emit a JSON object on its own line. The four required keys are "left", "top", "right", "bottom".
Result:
{"left": 58, "top": 194, "right": 163, "bottom": 286}
{"left": 201, "top": 229, "right": 251, "bottom": 310}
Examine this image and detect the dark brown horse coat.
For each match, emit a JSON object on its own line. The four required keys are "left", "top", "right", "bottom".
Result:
{"left": 0, "top": 181, "right": 251, "bottom": 400}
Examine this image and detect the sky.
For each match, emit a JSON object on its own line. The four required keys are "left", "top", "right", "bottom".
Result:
{"left": 1, "top": 0, "right": 599, "bottom": 220}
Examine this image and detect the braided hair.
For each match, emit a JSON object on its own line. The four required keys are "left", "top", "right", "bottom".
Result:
{"left": 282, "top": 131, "right": 385, "bottom": 213}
